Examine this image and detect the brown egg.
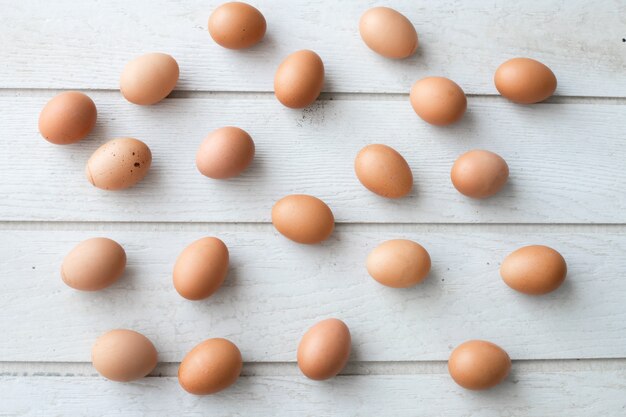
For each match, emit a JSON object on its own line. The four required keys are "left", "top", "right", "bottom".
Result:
{"left": 178, "top": 338, "right": 242, "bottom": 395}
{"left": 274, "top": 50, "right": 324, "bottom": 109}
{"left": 38, "top": 92, "right": 97, "bottom": 145}
{"left": 366, "top": 239, "right": 430, "bottom": 288}
{"left": 297, "top": 318, "right": 351, "bottom": 380}
{"left": 61, "top": 237, "right": 126, "bottom": 291}
{"left": 196, "top": 127, "right": 255, "bottom": 179}
{"left": 450, "top": 150, "right": 509, "bottom": 199}
{"left": 359, "top": 7, "right": 418, "bottom": 59}
{"left": 271, "top": 194, "right": 334, "bottom": 244}
{"left": 495, "top": 58, "right": 557, "bottom": 104}
{"left": 120, "top": 53, "right": 179, "bottom": 105}
{"left": 173, "top": 237, "right": 229, "bottom": 301}
{"left": 86, "top": 138, "right": 152, "bottom": 190}
{"left": 500, "top": 245, "right": 567, "bottom": 295}
{"left": 208, "top": 2, "right": 266, "bottom": 49}
{"left": 354, "top": 144, "right": 413, "bottom": 198}
{"left": 410, "top": 77, "right": 467, "bottom": 126}
{"left": 448, "top": 340, "right": 511, "bottom": 390}
{"left": 92, "top": 329, "right": 158, "bottom": 382}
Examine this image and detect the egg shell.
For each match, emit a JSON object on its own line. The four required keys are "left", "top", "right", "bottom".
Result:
{"left": 120, "top": 53, "right": 179, "bottom": 105}
{"left": 359, "top": 7, "right": 418, "bottom": 59}
{"left": 86, "top": 137, "right": 152, "bottom": 190}
{"left": 494, "top": 58, "right": 557, "bottom": 104}
{"left": 92, "top": 329, "right": 158, "bottom": 382}
{"left": 450, "top": 150, "right": 509, "bottom": 199}
{"left": 61, "top": 237, "right": 126, "bottom": 291}
{"left": 38, "top": 91, "right": 97, "bottom": 145}
{"left": 178, "top": 338, "right": 242, "bottom": 395}
{"left": 196, "top": 127, "right": 255, "bottom": 179}
{"left": 448, "top": 340, "right": 511, "bottom": 390}
{"left": 173, "top": 237, "right": 229, "bottom": 301}
{"left": 274, "top": 50, "right": 324, "bottom": 109}
{"left": 208, "top": 2, "right": 266, "bottom": 49}
{"left": 500, "top": 245, "right": 567, "bottom": 295}
{"left": 271, "top": 194, "right": 334, "bottom": 244}
{"left": 354, "top": 144, "right": 413, "bottom": 198}
{"left": 297, "top": 318, "right": 351, "bottom": 380}
{"left": 366, "top": 239, "right": 431, "bottom": 288}
{"left": 410, "top": 77, "right": 467, "bottom": 126}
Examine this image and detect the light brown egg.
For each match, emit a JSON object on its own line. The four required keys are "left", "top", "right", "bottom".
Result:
{"left": 494, "top": 58, "right": 557, "bottom": 104}
{"left": 354, "top": 144, "right": 413, "bottom": 198}
{"left": 366, "top": 239, "right": 430, "bottom": 288}
{"left": 208, "top": 2, "right": 266, "bottom": 49}
{"left": 120, "top": 53, "right": 179, "bottom": 105}
{"left": 450, "top": 150, "right": 509, "bottom": 199}
{"left": 410, "top": 77, "right": 467, "bottom": 126}
{"left": 500, "top": 245, "right": 567, "bottom": 295}
{"left": 86, "top": 137, "right": 152, "bottom": 190}
{"left": 92, "top": 329, "right": 158, "bottom": 382}
{"left": 61, "top": 237, "right": 126, "bottom": 291}
{"left": 274, "top": 50, "right": 324, "bottom": 109}
{"left": 297, "top": 318, "right": 351, "bottom": 380}
{"left": 196, "top": 127, "right": 255, "bottom": 179}
{"left": 359, "top": 7, "right": 418, "bottom": 59}
{"left": 448, "top": 340, "right": 511, "bottom": 390}
{"left": 38, "top": 92, "right": 97, "bottom": 145}
{"left": 173, "top": 237, "right": 229, "bottom": 301}
{"left": 178, "top": 338, "right": 242, "bottom": 395}
{"left": 271, "top": 194, "right": 334, "bottom": 244}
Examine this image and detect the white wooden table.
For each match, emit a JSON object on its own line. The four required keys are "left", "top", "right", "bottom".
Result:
{"left": 1, "top": 0, "right": 625, "bottom": 415}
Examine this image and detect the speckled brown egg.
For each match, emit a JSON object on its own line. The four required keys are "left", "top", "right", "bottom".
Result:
{"left": 354, "top": 144, "right": 413, "bottom": 198}
{"left": 120, "top": 53, "right": 179, "bottom": 105}
{"left": 92, "top": 329, "right": 158, "bottom": 382}
{"left": 297, "top": 318, "right": 351, "bottom": 380}
{"left": 38, "top": 92, "right": 97, "bottom": 145}
{"left": 209, "top": 2, "right": 266, "bottom": 49}
{"left": 500, "top": 245, "right": 567, "bottom": 295}
{"left": 359, "top": 7, "right": 418, "bottom": 59}
{"left": 448, "top": 340, "right": 511, "bottom": 390}
{"left": 410, "top": 77, "right": 467, "bottom": 126}
{"left": 196, "top": 127, "right": 255, "bottom": 179}
{"left": 274, "top": 50, "right": 324, "bottom": 109}
{"left": 173, "top": 237, "right": 229, "bottom": 301}
{"left": 451, "top": 150, "right": 509, "bottom": 199}
{"left": 178, "top": 338, "right": 242, "bottom": 395}
{"left": 86, "top": 137, "right": 152, "bottom": 190}
{"left": 495, "top": 58, "right": 557, "bottom": 104}
{"left": 61, "top": 237, "right": 126, "bottom": 291}
{"left": 366, "top": 239, "right": 430, "bottom": 288}
{"left": 271, "top": 194, "right": 334, "bottom": 244}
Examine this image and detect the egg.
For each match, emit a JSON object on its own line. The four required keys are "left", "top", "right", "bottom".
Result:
{"left": 500, "top": 245, "right": 567, "bottom": 295}
{"left": 410, "top": 77, "right": 467, "bottom": 126}
{"left": 359, "top": 7, "right": 418, "bottom": 59}
{"left": 494, "top": 58, "right": 557, "bottom": 104}
{"left": 38, "top": 91, "right": 97, "bottom": 145}
{"left": 366, "top": 239, "right": 430, "bottom": 288}
{"left": 61, "top": 237, "right": 126, "bottom": 291}
{"left": 448, "top": 340, "right": 511, "bottom": 390}
{"left": 450, "top": 150, "right": 509, "bottom": 199}
{"left": 173, "top": 237, "right": 229, "bottom": 301}
{"left": 86, "top": 137, "right": 152, "bottom": 190}
{"left": 92, "top": 329, "right": 158, "bottom": 382}
{"left": 354, "top": 144, "right": 413, "bottom": 198}
{"left": 208, "top": 2, "right": 266, "bottom": 49}
{"left": 271, "top": 194, "right": 334, "bottom": 244}
{"left": 297, "top": 318, "right": 351, "bottom": 380}
{"left": 178, "top": 338, "right": 242, "bottom": 395}
{"left": 196, "top": 127, "right": 255, "bottom": 179}
{"left": 274, "top": 50, "right": 324, "bottom": 109}
{"left": 120, "top": 53, "right": 179, "bottom": 105}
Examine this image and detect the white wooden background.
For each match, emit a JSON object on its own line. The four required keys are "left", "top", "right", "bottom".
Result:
{"left": 1, "top": 0, "right": 625, "bottom": 415}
